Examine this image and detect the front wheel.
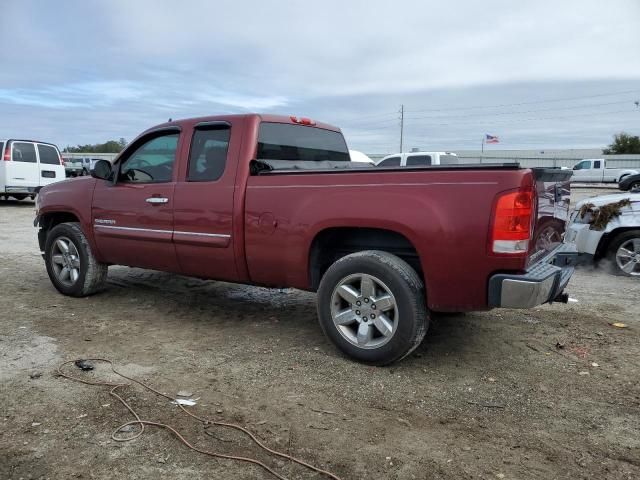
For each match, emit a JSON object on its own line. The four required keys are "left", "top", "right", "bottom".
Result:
{"left": 317, "top": 251, "right": 428, "bottom": 365}
{"left": 45, "top": 222, "right": 108, "bottom": 296}
{"left": 607, "top": 230, "right": 640, "bottom": 277}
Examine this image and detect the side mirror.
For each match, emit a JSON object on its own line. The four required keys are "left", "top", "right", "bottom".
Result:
{"left": 91, "top": 160, "right": 113, "bottom": 180}
{"left": 572, "top": 166, "right": 577, "bottom": 170}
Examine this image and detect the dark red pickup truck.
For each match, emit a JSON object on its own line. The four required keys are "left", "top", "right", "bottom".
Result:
{"left": 35, "top": 114, "right": 576, "bottom": 364}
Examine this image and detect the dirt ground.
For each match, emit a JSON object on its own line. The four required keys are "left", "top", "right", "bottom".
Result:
{"left": 1, "top": 187, "right": 638, "bottom": 480}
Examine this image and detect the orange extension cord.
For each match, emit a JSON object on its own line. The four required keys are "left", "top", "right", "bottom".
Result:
{"left": 57, "top": 358, "right": 342, "bottom": 480}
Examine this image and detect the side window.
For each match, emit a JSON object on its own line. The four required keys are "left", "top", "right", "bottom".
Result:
{"left": 37, "top": 144, "right": 61, "bottom": 165}
{"left": 119, "top": 133, "right": 179, "bottom": 183}
{"left": 12, "top": 142, "right": 37, "bottom": 163}
{"left": 378, "top": 156, "right": 401, "bottom": 167}
{"left": 574, "top": 160, "right": 590, "bottom": 170}
{"left": 593, "top": 160, "right": 601, "bottom": 169}
{"left": 406, "top": 155, "right": 432, "bottom": 166}
{"left": 187, "top": 126, "right": 231, "bottom": 182}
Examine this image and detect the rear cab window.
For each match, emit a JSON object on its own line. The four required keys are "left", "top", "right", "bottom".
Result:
{"left": 257, "top": 122, "right": 350, "bottom": 170}
{"left": 406, "top": 155, "right": 432, "bottom": 166}
{"left": 37, "top": 144, "right": 62, "bottom": 165}
{"left": 378, "top": 156, "right": 401, "bottom": 167}
{"left": 12, "top": 142, "right": 37, "bottom": 163}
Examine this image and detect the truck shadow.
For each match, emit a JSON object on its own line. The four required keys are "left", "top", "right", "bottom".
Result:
{"left": 102, "top": 266, "right": 489, "bottom": 365}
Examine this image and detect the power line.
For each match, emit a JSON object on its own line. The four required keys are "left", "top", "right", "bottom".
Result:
{"left": 404, "top": 100, "right": 635, "bottom": 120}
{"left": 403, "top": 88, "right": 640, "bottom": 114}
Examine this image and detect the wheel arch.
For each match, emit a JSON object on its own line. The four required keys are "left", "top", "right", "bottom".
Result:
{"left": 595, "top": 227, "right": 640, "bottom": 259}
{"left": 308, "top": 226, "right": 424, "bottom": 291}
{"left": 37, "top": 210, "right": 82, "bottom": 252}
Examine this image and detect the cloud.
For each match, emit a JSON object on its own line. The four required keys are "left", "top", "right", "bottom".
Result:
{"left": 0, "top": 0, "right": 638, "bottom": 151}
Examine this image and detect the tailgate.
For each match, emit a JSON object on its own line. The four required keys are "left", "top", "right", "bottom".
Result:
{"left": 528, "top": 168, "right": 573, "bottom": 266}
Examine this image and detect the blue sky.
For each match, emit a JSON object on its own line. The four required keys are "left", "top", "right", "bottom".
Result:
{"left": 0, "top": 0, "right": 639, "bottom": 154}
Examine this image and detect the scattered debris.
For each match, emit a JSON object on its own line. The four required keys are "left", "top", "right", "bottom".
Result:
{"left": 568, "top": 297, "right": 579, "bottom": 303}
{"left": 579, "top": 198, "right": 631, "bottom": 230}
{"left": 74, "top": 360, "right": 94, "bottom": 371}
{"left": 487, "top": 377, "right": 496, "bottom": 383}
{"left": 307, "top": 423, "right": 330, "bottom": 430}
{"left": 578, "top": 371, "right": 590, "bottom": 376}
{"left": 569, "top": 345, "right": 589, "bottom": 359}
{"left": 29, "top": 371, "right": 43, "bottom": 379}
{"left": 396, "top": 417, "right": 412, "bottom": 427}
{"left": 172, "top": 398, "right": 197, "bottom": 406}
{"left": 555, "top": 341, "right": 565, "bottom": 350}
{"left": 118, "top": 424, "right": 136, "bottom": 433}
{"left": 310, "top": 407, "right": 337, "bottom": 415}
{"left": 610, "top": 322, "right": 627, "bottom": 329}
{"left": 591, "top": 362, "right": 600, "bottom": 367}
{"left": 31, "top": 422, "right": 41, "bottom": 427}
{"left": 76, "top": 414, "right": 88, "bottom": 419}
{"left": 176, "top": 390, "right": 193, "bottom": 397}
{"left": 467, "top": 401, "right": 506, "bottom": 409}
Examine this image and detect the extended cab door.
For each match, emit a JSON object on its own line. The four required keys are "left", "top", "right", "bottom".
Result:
{"left": 172, "top": 121, "right": 240, "bottom": 281}
{"left": 91, "top": 128, "right": 181, "bottom": 272}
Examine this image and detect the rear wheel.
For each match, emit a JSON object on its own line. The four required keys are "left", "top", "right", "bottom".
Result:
{"left": 317, "top": 250, "right": 428, "bottom": 365}
{"left": 606, "top": 230, "right": 640, "bottom": 277}
{"left": 45, "top": 222, "right": 108, "bottom": 296}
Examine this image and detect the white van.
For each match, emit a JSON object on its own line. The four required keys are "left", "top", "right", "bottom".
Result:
{"left": 1, "top": 139, "right": 66, "bottom": 200}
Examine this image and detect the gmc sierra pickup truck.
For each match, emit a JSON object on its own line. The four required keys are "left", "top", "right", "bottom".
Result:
{"left": 35, "top": 114, "right": 577, "bottom": 365}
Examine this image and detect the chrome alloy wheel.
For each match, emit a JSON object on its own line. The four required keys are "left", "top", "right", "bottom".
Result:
{"left": 50, "top": 236, "right": 81, "bottom": 286}
{"left": 330, "top": 273, "right": 398, "bottom": 349}
{"left": 616, "top": 238, "right": 640, "bottom": 276}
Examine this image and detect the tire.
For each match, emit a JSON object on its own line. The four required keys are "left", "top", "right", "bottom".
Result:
{"left": 82, "top": 168, "right": 89, "bottom": 176}
{"left": 11, "top": 194, "right": 27, "bottom": 201}
{"left": 606, "top": 230, "right": 640, "bottom": 277}
{"left": 44, "top": 222, "right": 108, "bottom": 296}
{"left": 317, "top": 250, "right": 428, "bottom": 365}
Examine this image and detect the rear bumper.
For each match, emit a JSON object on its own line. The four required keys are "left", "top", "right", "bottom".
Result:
{"left": 4, "top": 186, "right": 38, "bottom": 194}
{"left": 488, "top": 243, "right": 578, "bottom": 309}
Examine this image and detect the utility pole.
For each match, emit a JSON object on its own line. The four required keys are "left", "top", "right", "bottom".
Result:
{"left": 399, "top": 104, "right": 404, "bottom": 153}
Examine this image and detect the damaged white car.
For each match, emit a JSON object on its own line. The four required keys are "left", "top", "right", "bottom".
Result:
{"left": 565, "top": 193, "right": 640, "bottom": 276}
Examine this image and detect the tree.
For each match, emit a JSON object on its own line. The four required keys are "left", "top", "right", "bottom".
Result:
{"left": 603, "top": 132, "right": 640, "bottom": 154}
{"left": 63, "top": 139, "right": 128, "bottom": 154}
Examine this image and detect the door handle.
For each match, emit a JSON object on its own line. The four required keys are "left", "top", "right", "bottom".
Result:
{"left": 146, "top": 197, "right": 169, "bottom": 205}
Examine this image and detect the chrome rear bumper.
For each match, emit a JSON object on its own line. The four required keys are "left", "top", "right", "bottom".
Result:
{"left": 488, "top": 243, "right": 578, "bottom": 309}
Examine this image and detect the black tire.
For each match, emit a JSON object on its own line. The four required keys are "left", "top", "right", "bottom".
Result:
{"left": 11, "top": 194, "right": 27, "bottom": 201}
{"left": 44, "top": 222, "right": 108, "bottom": 296}
{"left": 606, "top": 230, "right": 640, "bottom": 277}
{"left": 82, "top": 168, "right": 89, "bottom": 176}
{"left": 317, "top": 250, "right": 429, "bottom": 365}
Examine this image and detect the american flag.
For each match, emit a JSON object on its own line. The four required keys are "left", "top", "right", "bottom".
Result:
{"left": 485, "top": 134, "right": 499, "bottom": 144}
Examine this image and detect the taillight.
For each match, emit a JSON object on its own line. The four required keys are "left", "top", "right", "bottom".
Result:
{"left": 3, "top": 143, "right": 10, "bottom": 161}
{"left": 491, "top": 188, "right": 534, "bottom": 254}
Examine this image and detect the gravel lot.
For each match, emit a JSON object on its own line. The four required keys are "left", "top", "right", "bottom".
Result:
{"left": 1, "top": 187, "right": 638, "bottom": 480}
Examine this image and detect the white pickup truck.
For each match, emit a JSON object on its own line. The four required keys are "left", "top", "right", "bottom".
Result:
{"left": 570, "top": 159, "right": 638, "bottom": 183}
{"left": 376, "top": 151, "right": 459, "bottom": 167}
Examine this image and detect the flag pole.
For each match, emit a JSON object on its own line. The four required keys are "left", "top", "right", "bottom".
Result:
{"left": 480, "top": 135, "right": 484, "bottom": 163}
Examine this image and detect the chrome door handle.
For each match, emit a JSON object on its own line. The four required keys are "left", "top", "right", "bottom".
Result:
{"left": 145, "top": 197, "right": 169, "bottom": 204}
